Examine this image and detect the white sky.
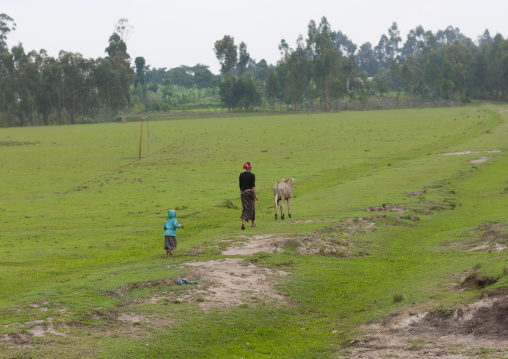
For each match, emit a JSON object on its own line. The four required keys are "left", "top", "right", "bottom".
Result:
{"left": 3, "top": 0, "right": 507, "bottom": 74}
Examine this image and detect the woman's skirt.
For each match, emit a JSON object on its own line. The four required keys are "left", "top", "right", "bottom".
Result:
{"left": 241, "top": 189, "right": 256, "bottom": 221}
{"left": 164, "top": 235, "right": 177, "bottom": 250}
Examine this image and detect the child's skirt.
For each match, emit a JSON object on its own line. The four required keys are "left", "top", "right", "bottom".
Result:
{"left": 164, "top": 235, "right": 177, "bottom": 250}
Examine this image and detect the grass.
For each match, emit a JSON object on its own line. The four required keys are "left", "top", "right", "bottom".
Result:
{"left": 1, "top": 104, "right": 508, "bottom": 357}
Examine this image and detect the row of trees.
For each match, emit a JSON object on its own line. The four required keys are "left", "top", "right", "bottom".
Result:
{"left": 0, "top": 17, "right": 133, "bottom": 126}
{"left": 213, "top": 18, "right": 508, "bottom": 111}
{"left": 1, "top": 13, "right": 508, "bottom": 126}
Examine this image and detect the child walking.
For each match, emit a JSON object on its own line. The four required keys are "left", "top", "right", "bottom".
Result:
{"left": 163, "top": 210, "right": 184, "bottom": 258}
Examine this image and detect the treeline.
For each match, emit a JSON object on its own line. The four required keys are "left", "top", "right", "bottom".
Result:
{"left": 0, "top": 15, "right": 134, "bottom": 126}
{"left": 214, "top": 18, "right": 508, "bottom": 112}
{"left": 1, "top": 14, "right": 508, "bottom": 127}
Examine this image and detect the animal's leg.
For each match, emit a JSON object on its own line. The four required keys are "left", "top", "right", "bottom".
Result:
{"left": 281, "top": 199, "right": 285, "bottom": 220}
{"left": 274, "top": 192, "right": 278, "bottom": 220}
{"left": 287, "top": 198, "right": 291, "bottom": 218}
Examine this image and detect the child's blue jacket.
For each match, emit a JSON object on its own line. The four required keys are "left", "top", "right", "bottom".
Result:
{"left": 163, "top": 210, "right": 182, "bottom": 236}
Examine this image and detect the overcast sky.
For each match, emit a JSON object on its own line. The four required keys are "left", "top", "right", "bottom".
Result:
{"left": 3, "top": 0, "right": 507, "bottom": 74}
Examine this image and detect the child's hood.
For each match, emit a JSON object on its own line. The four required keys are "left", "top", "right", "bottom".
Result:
{"left": 167, "top": 210, "right": 176, "bottom": 219}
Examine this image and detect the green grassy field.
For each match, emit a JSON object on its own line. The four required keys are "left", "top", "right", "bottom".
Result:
{"left": 1, "top": 104, "right": 508, "bottom": 358}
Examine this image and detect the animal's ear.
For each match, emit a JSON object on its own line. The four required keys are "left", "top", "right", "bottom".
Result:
{"left": 281, "top": 177, "right": 285, "bottom": 182}
{"left": 290, "top": 177, "right": 295, "bottom": 183}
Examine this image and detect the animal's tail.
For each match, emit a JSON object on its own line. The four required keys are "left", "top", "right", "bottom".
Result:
{"left": 275, "top": 182, "right": 281, "bottom": 204}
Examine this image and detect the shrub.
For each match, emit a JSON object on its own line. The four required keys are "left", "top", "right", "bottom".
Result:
{"left": 393, "top": 294, "right": 404, "bottom": 303}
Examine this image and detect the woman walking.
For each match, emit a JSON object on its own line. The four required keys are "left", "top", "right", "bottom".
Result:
{"left": 239, "top": 162, "right": 258, "bottom": 230}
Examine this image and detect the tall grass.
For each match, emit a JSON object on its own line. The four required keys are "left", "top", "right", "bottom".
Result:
{"left": 1, "top": 104, "right": 507, "bottom": 358}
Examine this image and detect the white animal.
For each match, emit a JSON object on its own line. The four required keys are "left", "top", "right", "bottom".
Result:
{"left": 273, "top": 177, "right": 294, "bottom": 220}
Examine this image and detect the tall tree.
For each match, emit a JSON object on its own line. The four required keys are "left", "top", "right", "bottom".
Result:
{"left": 265, "top": 68, "right": 278, "bottom": 109}
{"left": 334, "top": 31, "right": 357, "bottom": 56}
{"left": 477, "top": 29, "right": 493, "bottom": 46}
{"left": 99, "top": 31, "right": 133, "bottom": 116}
{"left": 375, "top": 23, "right": 402, "bottom": 68}
{"left": 388, "top": 22, "right": 402, "bottom": 62}
{"left": 0, "top": 13, "right": 16, "bottom": 53}
{"left": 306, "top": 20, "right": 318, "bottom": 59}
{"left": 214, "top": 35, "right": 237, "bottom": 75}
{"left": 401, "top": 26, "right": 426, "bottom": 60}
{"left": 437, "top": 26, "right": 467, "bottom": 45}
{"left": 442, "top": 41, "right": 473, "bottom": 100}
{"left": 374, "top": 34, "right": 391, "bottom": 69}
{"left": 105, "top": 33, "right": 126, "bottom": 57}
{"left": 134, "top": 56, "right": 146, "bottom": 87}
{"left": 356, "top": 42, "right": 378, "bottom": 76}
{"left": 284, "top": 36, "right": 311, "bottom": 110}
{"left": 314, "top": 33, "right": 341, "bottom": 111}
{"left": 237, "top": 42, "right": 250, "bottom": 75}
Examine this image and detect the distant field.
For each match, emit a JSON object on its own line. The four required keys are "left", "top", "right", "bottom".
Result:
{"left": 1, "top": 104, "right": 508, "bottom": 358}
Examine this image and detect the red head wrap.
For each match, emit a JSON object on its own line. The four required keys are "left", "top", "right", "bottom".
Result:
{"left": 243, "top": 162, "right": 252, "bottom": 170}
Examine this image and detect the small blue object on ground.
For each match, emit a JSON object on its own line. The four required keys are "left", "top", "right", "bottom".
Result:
{"left": 177, "top": 278, "right": 199, "bottom": 285}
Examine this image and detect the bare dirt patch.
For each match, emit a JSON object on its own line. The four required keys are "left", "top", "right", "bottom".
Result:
{"left": 341, "top": 289, "right": 508, "bottom": 358}
{"left": 291, "top": 217, "right": 379, "bottom": 257}
{"left": 221, "top": 234, "right": 286, "bottom": 255}
{"left": 366, "top": 202, "right": 446, "bottom": 217}
{"left": 0, "top": 318, "right": 66, "bottom": 348}
{"left": 440, "top": 150, "right": 502, "bottom": 164}
{"left": 470, "top": 156, "right": 494, "bottom": 163}
{"left": 440, "top": 150, "right": 502, "bottom": 156}
{"left": 446, "top": 222, "right": 508, "bottom": 253}
{"left": 226, "top": 217, "right": 379, "bottom": 257}
{"left": 405, "top": 191, "right": 425, "bottom": 197}
{"left": 176, "top": 258, "right": 291, "bottom": 311}
{"left": 441, "top": 151, "right": 481, "bottom": 156}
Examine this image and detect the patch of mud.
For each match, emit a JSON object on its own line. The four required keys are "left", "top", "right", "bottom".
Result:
{"left": 174, "top": 258, "right": 291, "bottom": 311}
{"left": 446, "top": 222, "right": 508, "bottom": 253}
{"left": 460, "top": 272, "right": 499, "bottom": 289}
{"left": 447, "top": 265, "right": 499, "bottom": 292}
{"left": 0, "top": 332, "right": 34, "bottom": 348}
{"left": 341, "top": 289, "right": 508, "bottom": 358}
{"left": 0, "top": 318, "right": 66, "bottom": 348}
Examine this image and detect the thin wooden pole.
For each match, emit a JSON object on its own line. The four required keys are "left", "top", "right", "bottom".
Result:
{"left": 145, "top": 117, "right": 150, "bottom": 156}
{"left": 139, "top": 117, "right": 143, "bottom": 160}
